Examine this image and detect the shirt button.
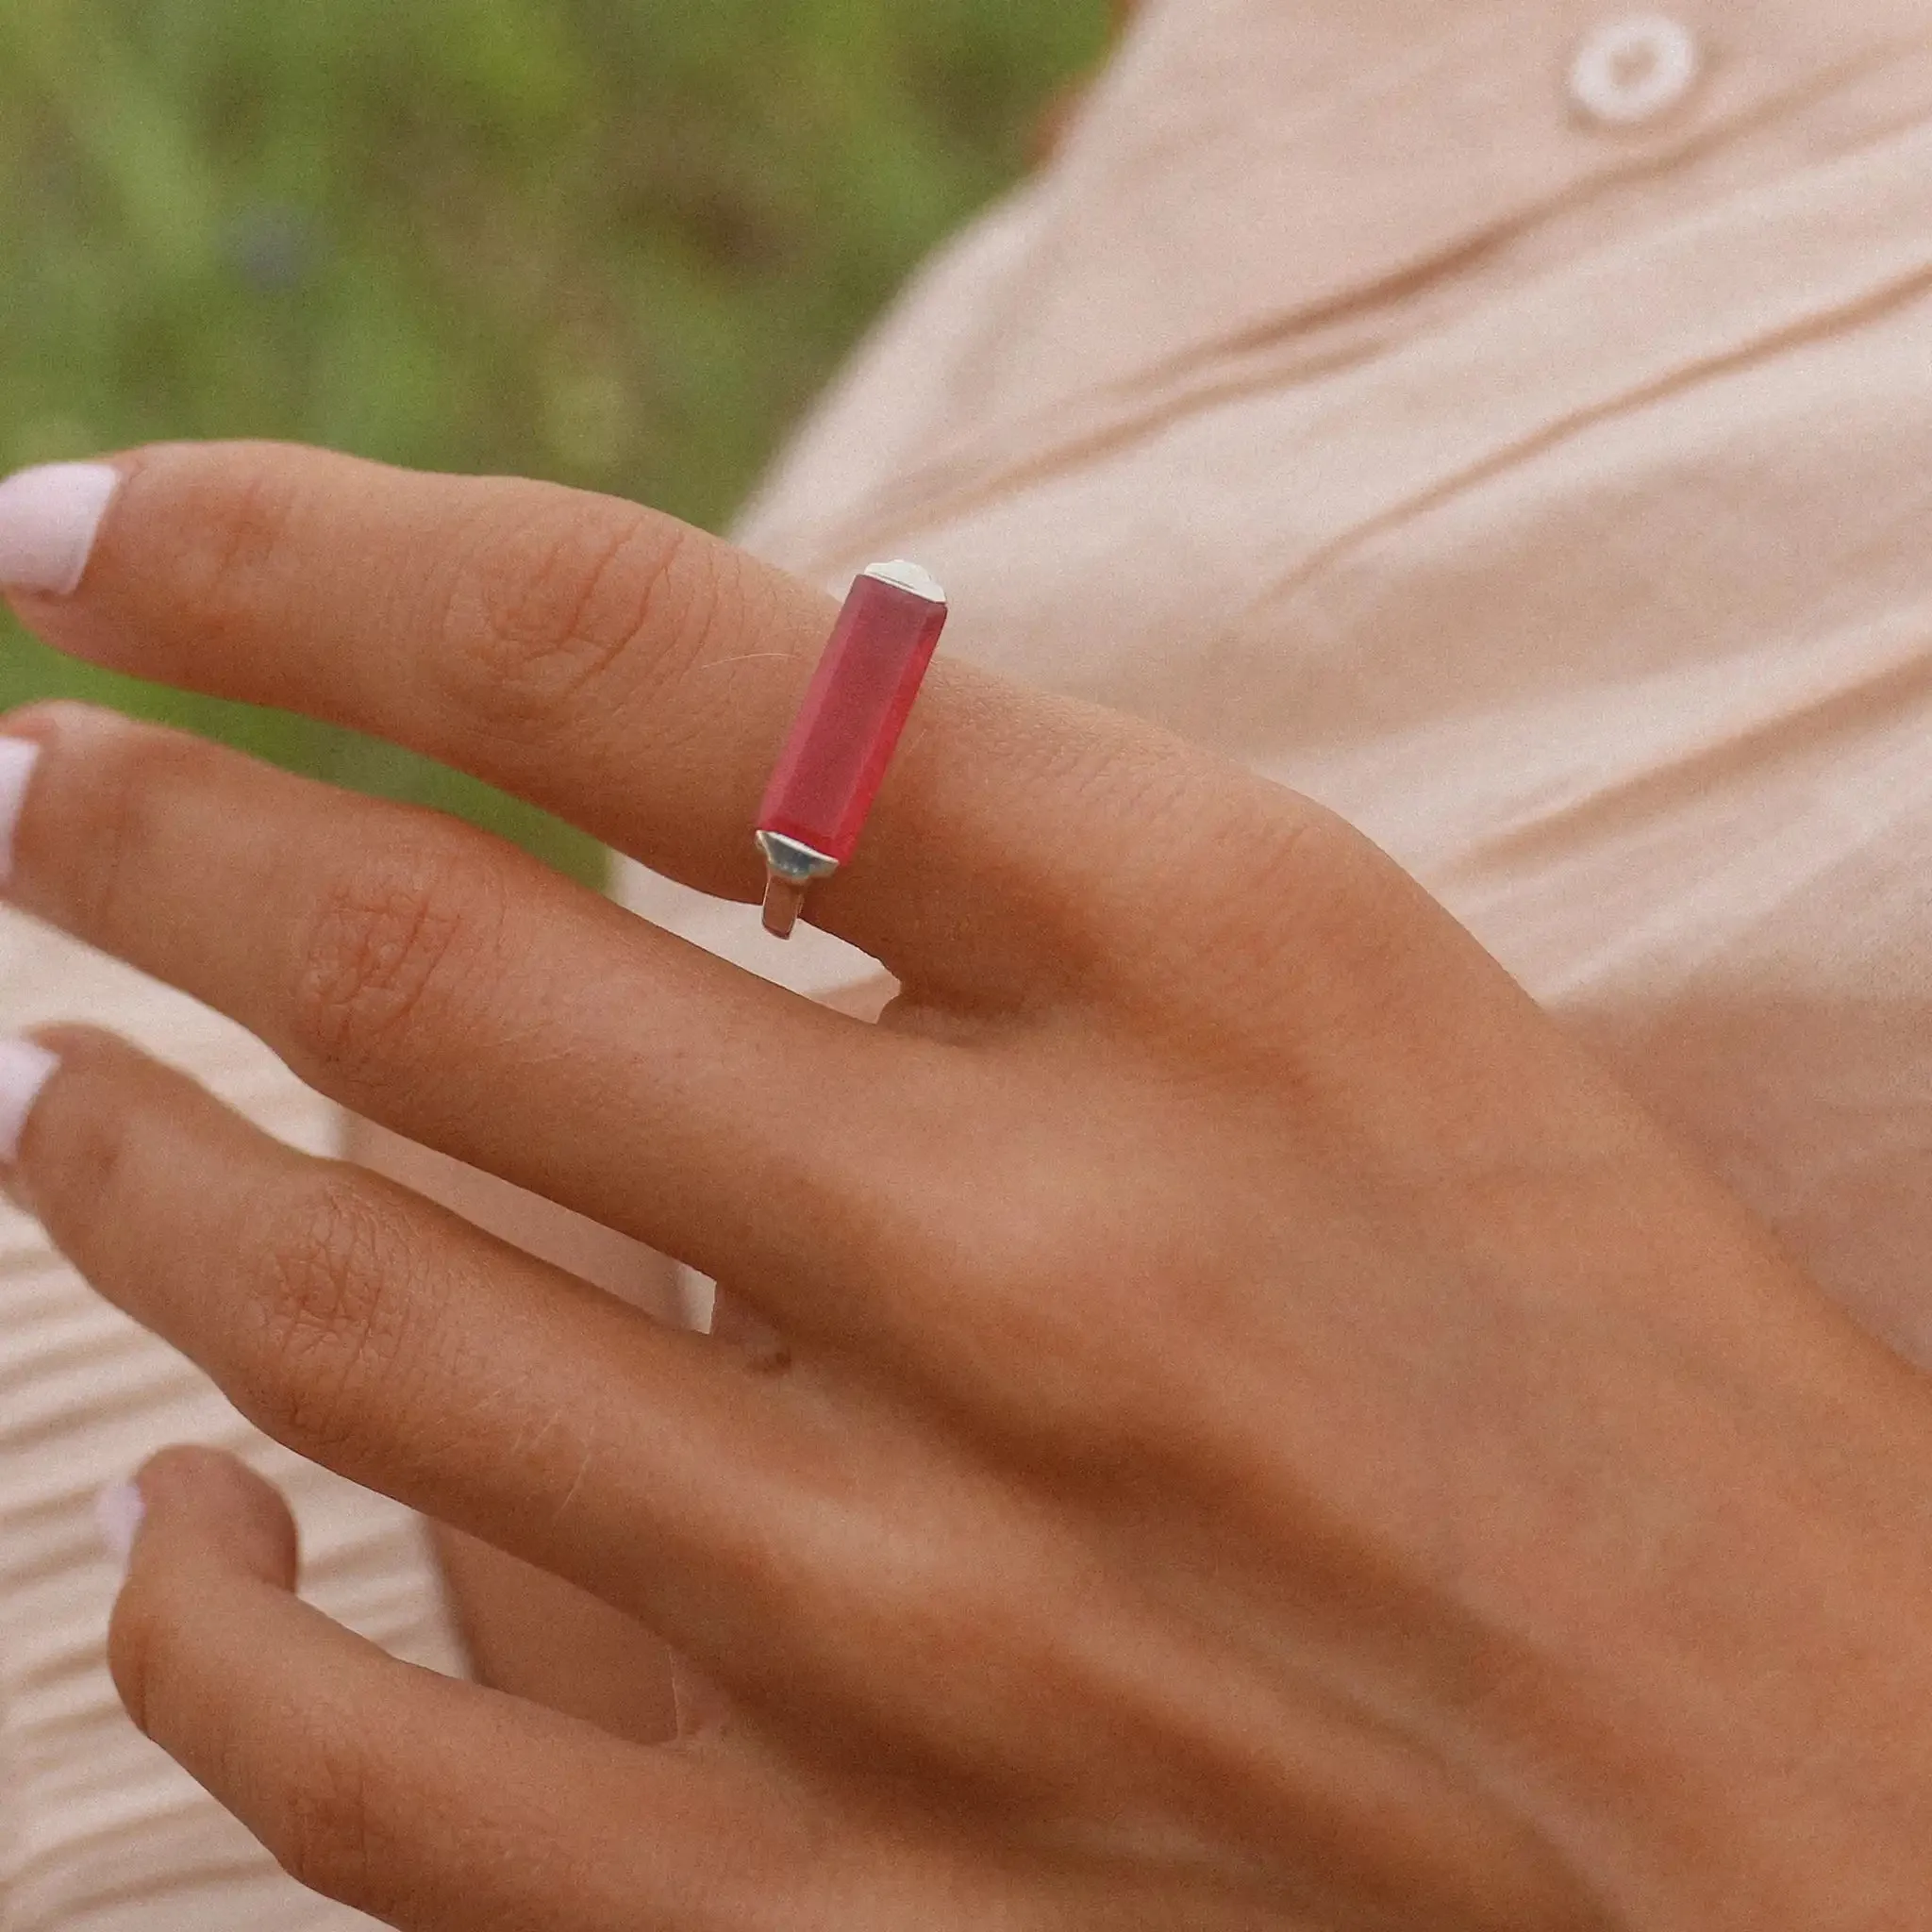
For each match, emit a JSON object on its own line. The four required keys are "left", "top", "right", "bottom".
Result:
{"left": 1568, "top": 14, "right": 1704, "bottom": 128}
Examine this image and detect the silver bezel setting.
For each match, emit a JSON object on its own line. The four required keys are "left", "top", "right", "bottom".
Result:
{"left": 756, "top": 831, "right": 841, "bottom": 884}
{"left": 862, "top": 559, "right": 947, "bottom": 605}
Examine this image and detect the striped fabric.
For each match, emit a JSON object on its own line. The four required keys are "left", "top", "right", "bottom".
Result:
{"left": 0, "top": 921, "right": 461, "bottom": 1930}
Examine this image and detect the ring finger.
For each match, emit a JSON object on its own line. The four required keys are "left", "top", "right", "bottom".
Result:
{"left": 0, "top": 442, "right": 1183, "bottom": 1001}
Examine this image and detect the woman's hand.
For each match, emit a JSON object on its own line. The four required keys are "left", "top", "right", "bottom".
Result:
{"left": 2, "top": 443, "right": 1930, "bottom": 1931}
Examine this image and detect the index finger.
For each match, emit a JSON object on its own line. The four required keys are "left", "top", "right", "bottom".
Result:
{"left": 0, "top": 443, "right": 1191, "bottom": 1000}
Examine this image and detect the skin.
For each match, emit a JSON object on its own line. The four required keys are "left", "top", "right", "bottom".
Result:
{"left": 345, "top": 975, "right": 902, "bottom": 1746}
{"left": 345, "top": 1115, "right": 687, "bottom": 1744}
{"left": 2, "top": 441, "right": 1931, "bottom": 1928}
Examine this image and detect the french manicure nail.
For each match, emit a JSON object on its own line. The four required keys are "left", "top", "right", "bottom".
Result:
{"left": 95, "top": 1480, "right": 145, "bottom": 1567}
{"left": 0, "top": 737, "right": 42, "bottom": 883}
{"left": 0, "top": 462, "right": 122, "bottom": 596}
{"left": 0, "top": 1037, "right": 58, "bottom": 1164}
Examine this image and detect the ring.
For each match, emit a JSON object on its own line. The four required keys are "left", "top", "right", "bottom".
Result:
{"left": 755, "top": 560, "right": 950, "bottom": 939}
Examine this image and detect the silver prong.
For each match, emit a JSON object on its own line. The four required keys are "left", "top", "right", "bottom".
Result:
{"left": 761, "top": 874, "right": 809, "bottom": 940}
{"left": 755, "top": 832, "right": 840, "bottom": 942}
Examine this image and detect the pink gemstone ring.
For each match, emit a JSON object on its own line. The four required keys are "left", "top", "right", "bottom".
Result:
{"left": 756, "top": 561, "right": 949, "bottom": 939}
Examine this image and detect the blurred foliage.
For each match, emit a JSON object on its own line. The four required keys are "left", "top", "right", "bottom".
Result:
{"left": 0, "top": 0, "right": 1108, "bottom": 881}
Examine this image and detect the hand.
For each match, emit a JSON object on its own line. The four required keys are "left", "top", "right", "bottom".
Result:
{"left": 2, "top": 443, "right": 1929, "bottom": 1930}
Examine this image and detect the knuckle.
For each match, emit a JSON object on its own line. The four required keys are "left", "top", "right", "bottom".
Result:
{"left": 28, "top": 1042, "right": 138, "bottom": 1219}
{"left": 45, "top": 710, "right": 211, "bottom": 939}
{"left": 257, "top": 1723, "right": 390, "bottom": 1911}
{"left": 1123, "top": 784, "right": 1375, "bottom": 1008}
{"left": 1208, "top": 801, "right": 1357, "bottom": 954}
{"left": 161, "top": 449, "right": 304, "bottom": 646}
{"left": 233, "top": 1170, "right": 423, "bottom": 1461}
{"left": 289, "top": 836, "right": 503, "bottom": 1092}
{"left": 1271, "top": 798, "right": 1379, "bottom": 907}
{"left": 1241, "top": 802, "right": 1435, "bottom": 999}
{"left": 432, "top": 491, "right": 710, "bottom": 742}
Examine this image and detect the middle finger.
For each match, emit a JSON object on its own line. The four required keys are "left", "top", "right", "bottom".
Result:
{"left": 0, "top": 705, "right": 954, "bottom": 1306}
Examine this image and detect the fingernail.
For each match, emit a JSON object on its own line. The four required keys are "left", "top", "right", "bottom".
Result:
{"left": 95, "top": 1479, "right": 145, "bottom": 1567}
{"left": 0, "top": 462, "right": 122, "bottom": 596}
{"left": 0, "top": 1037, "right": 58, "bottom": 1164}
{"left": 0, "top": 737, "right": 42, "bottom": 883}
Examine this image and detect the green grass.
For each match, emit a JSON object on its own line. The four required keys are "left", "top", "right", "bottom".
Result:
{"left": 0, "top": 0, "right": 1108, "bottom": 882}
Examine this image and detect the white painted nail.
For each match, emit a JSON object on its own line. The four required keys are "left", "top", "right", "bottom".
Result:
{"left": 0, "top": 462, "right": 122, "bottom": 596}
{"left": 0, "top": 1037, "right": 58, "bottom": 1164}
{"left": 0, "top": 738, "right": 42, "bottom": 883}
{"left": 95, "top": 1480, "right": 146, "bottom": 1567}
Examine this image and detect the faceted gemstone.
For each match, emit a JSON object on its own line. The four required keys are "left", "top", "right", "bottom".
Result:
{"left": 757, "top": 566, "right": 949, "bottom": 865}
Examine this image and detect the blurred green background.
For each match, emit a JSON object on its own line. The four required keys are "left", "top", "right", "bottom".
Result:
{"left": 0, "top": 0, "right": 1108, "bottom": 883}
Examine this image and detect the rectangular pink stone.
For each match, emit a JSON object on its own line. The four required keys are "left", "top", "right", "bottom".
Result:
{"left": 758, "top": 570, "right": 948, "bottom": 864}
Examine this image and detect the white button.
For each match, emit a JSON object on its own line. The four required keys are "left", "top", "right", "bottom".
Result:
{"left": 1569, "top": 15, "right": 1704, "bottom": 128}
